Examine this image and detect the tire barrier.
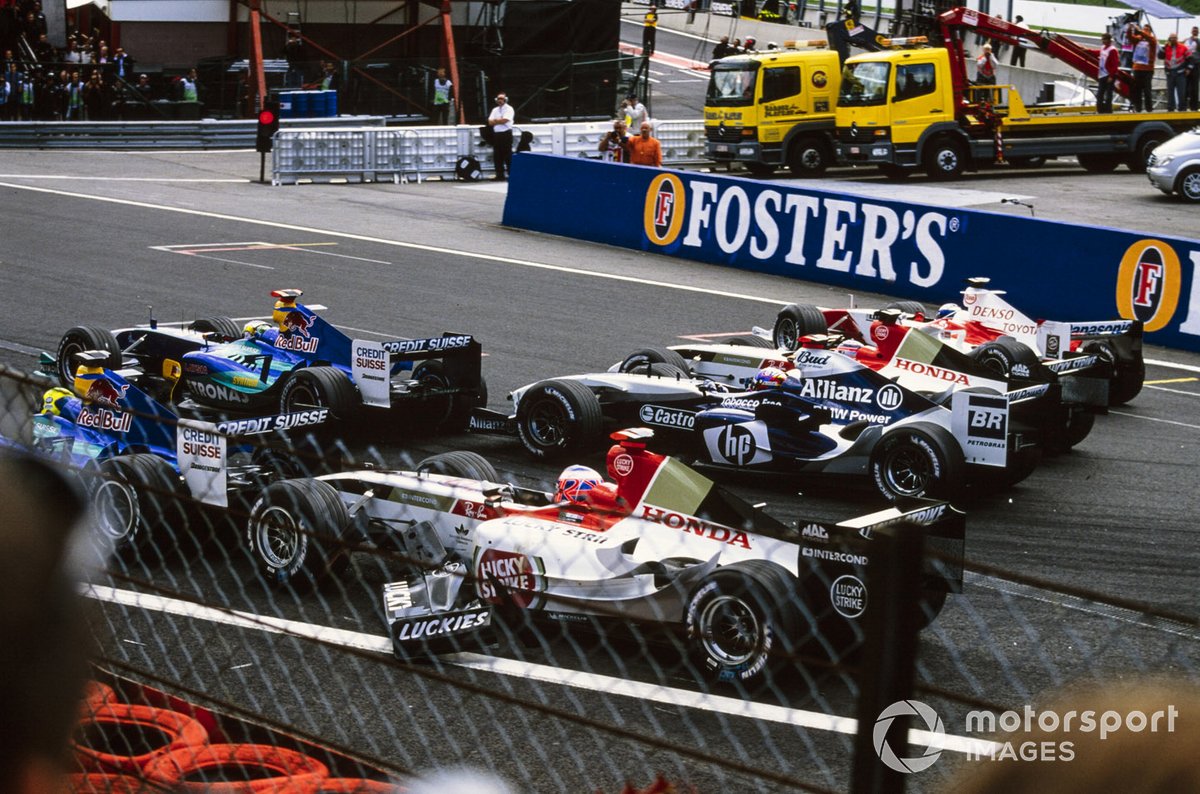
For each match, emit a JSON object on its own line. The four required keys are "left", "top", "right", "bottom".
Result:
{"left": 81, "top": 680, "right": 118, "bottom": 719}
{"left": 143, "top": 744, "right": 329, "bottom": 793}
{"left": 317, "top": 779, "right": 399, "bottom": 793}
{"left": 70, "top": 773, "right": 156, "bottom": 794}
{"left": 75, "top": 704, "right": 210, "bottom": 774}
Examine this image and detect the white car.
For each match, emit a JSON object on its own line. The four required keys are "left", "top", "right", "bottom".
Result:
{"left": 1147, "top": 127, "right": 1200, "bottom": 203}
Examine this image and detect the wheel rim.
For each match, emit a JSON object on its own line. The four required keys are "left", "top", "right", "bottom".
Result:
{"left": 977, "top": 353, "right": 1009, "bottom": 378}
{"left": 255, "top": 505, "right": 301, "bottom": 568}
{"left": 94, "top": 479, "right": 137, "bottom": 542}
{"left": 882, "top": 444, "right": 934, "bottom": 497}
{"left": 699, "top": 594, "right": 761, "bottom": 667}
{"left": 774, "top": 317, "right": 798, "bottom": 350}
{"left": 799, "top": 148, "right": 822, "bottom": 170}
{"left": 1181, "top": 172, "right": 1200, "bottom": 201}
{"left": 526, "top": 398, "right": 568, "bottom": 448}
{"left": 59, "top": 340, "right": 84, "bottom": 385}
{"left": 937, "top": 148, "right": 958, "bottom": 173}
{"left": 284, "top": 381, "right": 323, "bottom": 411}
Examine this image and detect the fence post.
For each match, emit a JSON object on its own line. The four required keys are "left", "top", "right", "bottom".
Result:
{"left": 850, "top": 521, "right": 925, "bottom": 794}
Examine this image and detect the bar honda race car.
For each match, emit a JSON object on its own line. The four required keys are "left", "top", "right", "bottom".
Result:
{"left": 45, "top": 289, "right": 485, "bottom": 431}
{"left": 769, "top": 278, "right": 1145, "bottom": 406}
{"left": 247, "top": 430, "right": 965, "bottom": 685}
{"left": 470, "top": 347, "right": 1043, "bottom": 502}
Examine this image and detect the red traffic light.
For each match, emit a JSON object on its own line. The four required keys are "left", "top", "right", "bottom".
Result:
{"left": 258, "top": 109, "right": 277, "bottom": 126}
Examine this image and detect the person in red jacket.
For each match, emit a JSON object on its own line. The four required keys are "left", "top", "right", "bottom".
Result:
{"left": 1162, "top": 32, "right": 1190, "bottom": 111}
{"left": 1130, "top": 24, "right": 1157, "bottom": 111}
{"left": 1097, "top": 32, "right": 1121, "bottom": 113}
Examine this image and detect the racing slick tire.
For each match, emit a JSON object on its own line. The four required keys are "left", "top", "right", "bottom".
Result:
{"left": 56, "top": 326, "right": 122, "bottom": 386}
{"left": 685, "top": 560, "right": 803, "bottom": 687}
{"left": 885, "top": 300, "right": 928, "bottom": 317}
{"left": 93, "top": 454, "right": 189, "bottom": 563}
{"left": 1046, "top": 409, "right": 1096, "bottom": 454}
{"left": 246, "top": 478, "right": 352, "bottom": 589}
{"left": 1083, "top": 340, "right": 1144, "bottom": 406}
{"left": 619, "top": 347, "right": 691, "bottom": 376}
{"left": 279, "top": 365, "right": 360, "bottom": 419}
{"left": 515, "top": 379, "right": 604, "bottom": 460}
{"left": 144, "top": 744, "right": 328, "bottom": 792}
{"left": 412, "top": 359, "right": 483, "bottom": 431}
{"left": 75, "top": 703, "right": 209, "bottom": 774}
{"left": 1177, "top": 166, "right": 1200, "bottom": 203}
{"left": 924, "top": 136, "right": 966, "bottom": 180}
{"left": 645, "top": 362, "right": 689, "bottom": 380}
{"left": 720, "top": 335, "right": 774, "bottom": 349}
{"left": 772, "top": 304, "right": 827, "bottom": 351}
{"left": 190, "top": 316, "right": 241, "bottom": 342}
{"left": 968, "top": 336, "right": 1040, "bottom": 380}
{"left": 869, "top": 424, "right": 966, "bottom": 502}
{"left": 417, "top": 450, "right": 500, "bottom": 482}
{"left": 787, "top": 136, "right": 831, "bottom": 177}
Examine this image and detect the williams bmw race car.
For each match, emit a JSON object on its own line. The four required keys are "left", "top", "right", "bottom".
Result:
{"left": 248, "top": 430, "right": 965, "bottom": 685}
{"left": 470, "top": 346, "right": 1043, "bottom": 502}
{"left": 769, "top": 278, "right": 1145, "bottom": 406}
{"left": 45, "top": 289, "right": 485, "bottom": 431}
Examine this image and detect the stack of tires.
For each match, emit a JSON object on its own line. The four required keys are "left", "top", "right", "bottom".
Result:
{"left": 72, "top": 681, "right": 398, "bottom": 792}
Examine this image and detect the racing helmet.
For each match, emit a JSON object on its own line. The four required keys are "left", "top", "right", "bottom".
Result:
{"left": 752, "top": 366, "right": 788, "bottom": 390}
{"left": 244, "top": 320, "right": 272, "bottom": 338}
{"left": 555, "top": 465, "right": 604, "bottom": 504}
{"left": 41, "top": 387, "right": 74, "bottom": 415}
{"left": 936, "top": 303, "right": 960, "bottom": 319}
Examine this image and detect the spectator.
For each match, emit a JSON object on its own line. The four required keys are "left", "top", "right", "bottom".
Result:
{"left": 486, "top": 91, "right": 515, "bottom": 180}
{"left": 63, "top": 68, "right": 83, "bottom": 119}
{"left": 1010, "top": 16, "right": 1027, "bottom": 67}
{"left": 82, "top": 69, "right": 105, "bottom": 119}
{"left": 16, "top": 67, "right": 32, "bottom": 120}
{"left": 0, "top": 66, "right": 8, "bottom": 121}
{"left": 974, "top": 43, "right": 997, "bottom": 103}
{"left": 431, "top": 66, "right": 452, "bottom": 125}
{"left": 62, "top": 38, "right": 80, "bottom": 64}
{"left": 1163, "top": 32, "right": 1189, "bottom": 111}
{"left": 132, "top": 72, "right": 153, "bottom": 100}
{"left": 319, "top": 60, "right": 337, "bottom": 91}
{"left": 178, "top": 66, "right": 199, "bottom": 103}
{"left": 0, "top": 452, "right": 92, "bottom": 794}
{"left": 732, "top": 37, "right": 743, "bottom": 54}
{"left": 598, "top": 118, "right": 629, "bottom": 162}
{"left": 1186, "top": 26, "right": 1199, "bottom": 111}
{"left": 31, "top": 31, "right": 50, "bottom": 61}
{"left": 713, "top": 35, "right": 732, "bottom": 60}
{"left": 1119, "top": 20, "right": 1137, "bottom": 68}
{"left": 1130, "top": 24, "right": 1156, "bottom": 111}
{"left": 627, "top": 121, "right": 662, "bottom": 166}
{"left": 283, "top": 30, "right": 304, "bottom": 88}
{"left": 625, "top": 92, "right": 647, "bottom": 130}
{"left": 642, "top": 7, "right": 657, "bottom": 56}
{"left": 1096, "top": 32, "right": 1119, "bottom": 113}
{"left": 1, "top": 62, "right": 17, "bottom": 120}
{"left": 112, "top": 46, "right": 134, "bottom": 82}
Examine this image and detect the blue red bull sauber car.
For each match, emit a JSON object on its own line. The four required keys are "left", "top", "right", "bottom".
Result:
{"left": 248, "top": 431, "right": 965, "bottom": 685}
{"left": 470, "top": 343, "right": 1044, "bottom": 502}
{"left": 46, "top": 289, "right": 485, "bottom": 431}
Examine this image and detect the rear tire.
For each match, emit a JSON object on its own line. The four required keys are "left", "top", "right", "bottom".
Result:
{"left": 969, "top": 337, "right": 1040, "bottom": 380}
{"left": 57, "top": 326, "right": 122, "bottom": 387}
{"left": 191, "top": 316, "right": 241, "bottom": 342}
{"left": 720, "top": 335, "right": 774, "bottom": 349}
{"left": 1127, "top": 133, "right": 1166, "bottom": 173}
{"left": 417, "top": 451, "right": 500, "bottom": 482}
{"left": 870, "top": 424, "right": 966, "bottom": 501}
{"left": 1083, "top": 340, "right": 1144, "bottom": 405}
{"left": 772, "top": 304, "right": 828, "bottom": 351}
{"left": 93, "top": 454, "right": 188, "bottom": 562}
{"left": 515, "top": 379, "right": 604, "bottom": 460}
{"left": 412, "top": 359, "right": 483, "bottom": 431}
{"left": 619, "top": 347, "right": 690, "bottom": 375}
{"left": 279, "top": 365, "right": 359, "bottom": 418}
{"left": 885, "top": 300, "right": 927, "bottom": 317}
{"left": 246, "top": 479, "right": 350, "bottom": 589}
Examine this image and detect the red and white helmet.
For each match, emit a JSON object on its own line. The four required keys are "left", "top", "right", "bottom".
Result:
{"left": 555, "top": 465, "right": 604, "bottom": 504}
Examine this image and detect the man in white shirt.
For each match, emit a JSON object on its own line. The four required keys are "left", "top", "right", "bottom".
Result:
{"left": 487, "top": 92, "right": 515, "bottom": 180}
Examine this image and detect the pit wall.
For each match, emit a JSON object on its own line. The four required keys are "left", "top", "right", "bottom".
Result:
{"left": 501, "top": 152, "right": 1200, "bottom": 352}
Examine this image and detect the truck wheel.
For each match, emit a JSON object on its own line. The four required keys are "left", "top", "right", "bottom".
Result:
{"left": 57, "top": 326, "right": 122, "bottom": 386}
{"left": 93, "top": 454, "right": 187, "bottom": 562}
{"left": 1077, "top": 153, "right": 1120, "bottom": 173}
{"left": 190, "top": 316, "right": 241, "bottom": 342}
{"left": 870, "top": 424, "right": 966, "bottom": 501}
{"left": 1176, "top": 167, "right": 1200, "bottom": 203}
{"left": 279, "top": 365, "right": 359, "bottom": 418}
{"left": 417, "top": 451, "right": 500, "bottom": 482}
{"left": 246, "top": 478, "right": 350, "bottom": 589}
{"left": 772, "top": 304, "right": 827, "bottom": 351}
{"left": 744, "top": 162, "right": 775, "bottom": 177}
{"left": 1083, "top": 340, "right": 1144, "bottom": 405}
{"left": 1127, "top": 133, "right": 1166, "bottom": 173}
{"left": 515, "top": 379, "right": 604, "bottom": 460}
{"left": 968, "top": 337, "right": 1040, "bottom": 379}
{"left": 924, "top": 137, "right": 965, "bottom": 179}
{"left": 685, "top": 560, "right": 802, "bottom": 687}
{"left": 787, "top": 137, "right": 830, "bottom": 177}
{"left": 619, "top": 347, "right": 691, "bottom": 375}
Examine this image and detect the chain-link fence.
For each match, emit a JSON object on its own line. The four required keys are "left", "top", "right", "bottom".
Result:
{"left": 1, "top": 331, "right": 1196, "bottom": 793}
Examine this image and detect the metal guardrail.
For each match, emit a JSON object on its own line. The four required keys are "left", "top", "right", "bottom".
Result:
{"left": 271, "top": 120, "right": 708, "bottom": 184}
{"left": 0, "top": 116, "right": 386, "bottom": 150}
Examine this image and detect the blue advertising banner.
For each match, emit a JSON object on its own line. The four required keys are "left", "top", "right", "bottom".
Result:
{"left": 502, "top": 153, "right": 1200, "bottom": 353}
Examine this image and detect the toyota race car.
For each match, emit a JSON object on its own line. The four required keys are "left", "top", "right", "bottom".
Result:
{"left": 45, "top": 289, "right": 486, "bottom": 432}
{"left": 469, "top": 346, "right": 1044, "bottom": 502}
{"left": 248, "top": 430, "right": 965, "bottom": 685}
{"left": 769, "top": 278, "right": 1145, "bottom": 406}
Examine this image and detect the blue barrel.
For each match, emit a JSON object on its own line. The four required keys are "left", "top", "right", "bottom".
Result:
{"left": 325, "top": 89, "right": 338, "bottom": 117}
{"left": 311, "top": 90, "right": 329, "bottom": 118}
{"left": 293, "top": 90, "right": 312, "bottom": 117}
{"left": 278, "top": 91, "right": 294, "bottom": 119}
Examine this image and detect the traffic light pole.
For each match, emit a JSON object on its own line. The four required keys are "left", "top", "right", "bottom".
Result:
{"left": 260, "top": 153, "right": 266, "bottom": 184}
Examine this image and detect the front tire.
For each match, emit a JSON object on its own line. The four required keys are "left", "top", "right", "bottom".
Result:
{"left": 1176, "top": 167, "right": 1200, "bottom": 203}
{"left": 787, "top": 136, "right": 830, "bottom": 177}
{"left": 515, "top": 379, "right": 604, "bottom": 460}
{"left": 246, "top": 479, "right": 350, "bottom": 589}
{"left": 772, "top": 304, "right": 827, "bottom": 351}
{"left": 685, "top": 560, "right": 802, "bottom": 687}
{"left": 870, "top": 425, "right": 966, "bottom": 501}
{"left": 57, "top": 326, "right": 122, "bottom": 386}
{"left": 417, "top": 451, "right": 500, "bottom": 482}
{"left": 619, "top": 347, "right": 690, "bottom": 375}
{"left": 924, "top": 137, "right": 966, "bottom": 179}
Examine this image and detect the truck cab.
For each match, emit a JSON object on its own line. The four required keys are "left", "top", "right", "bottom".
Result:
{"left": 704, "top": 44, "right": 842, "bottom": 177}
